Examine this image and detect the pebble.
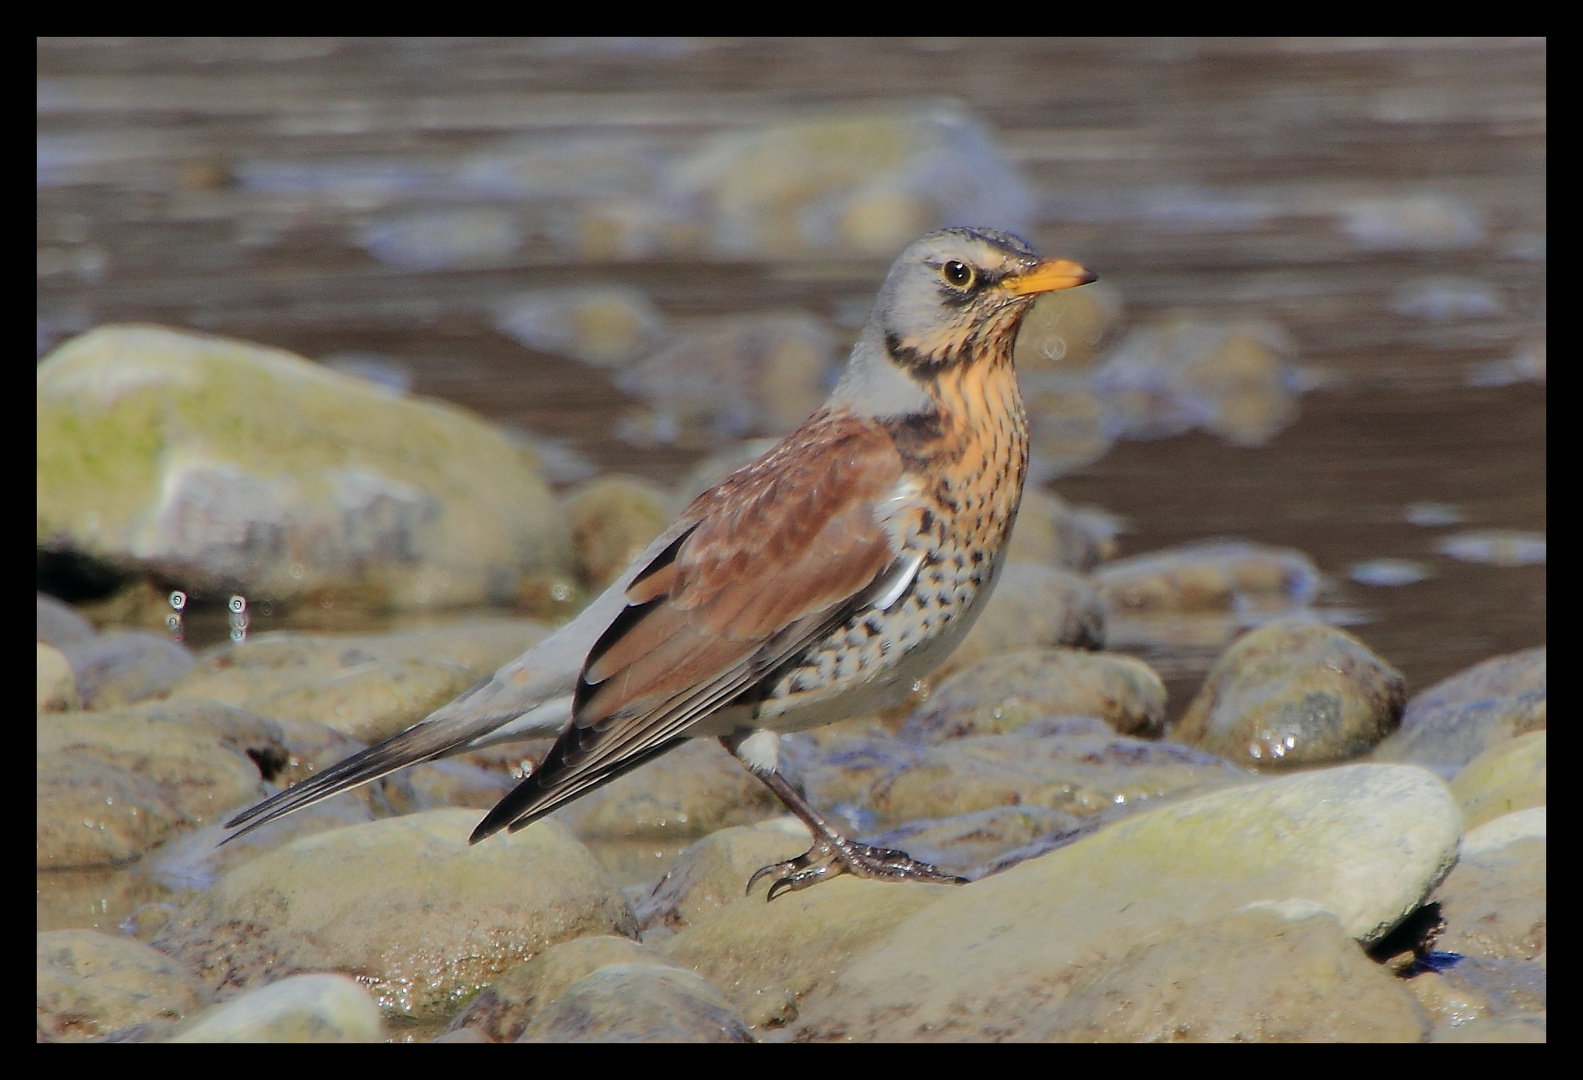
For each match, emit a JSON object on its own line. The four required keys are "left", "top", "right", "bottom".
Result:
{"left": 167, "top": 973, "right": 384, "bottom": 1043}
{"left": 37, "top": 929, "right": 206, "bottom": 1042}
{"left": 1448, "top": 731, "right": 1545, "bottom": 831}
{"left": 1373, "top": 647, "right": 1545, "bottom": 775}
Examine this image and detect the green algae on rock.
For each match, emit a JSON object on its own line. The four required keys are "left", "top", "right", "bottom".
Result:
{"left": 37, "top": 325, "right": 570, "bottom": 610}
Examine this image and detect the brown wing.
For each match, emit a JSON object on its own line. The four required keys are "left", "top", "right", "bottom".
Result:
{"left": 470, "top": 409, "right": 908, "bottom": 841}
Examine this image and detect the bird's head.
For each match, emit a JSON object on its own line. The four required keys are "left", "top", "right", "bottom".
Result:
{"left": 869, "top": 226, "right": 1096, "bottom": 375}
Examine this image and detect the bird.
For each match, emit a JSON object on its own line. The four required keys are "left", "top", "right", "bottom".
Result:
{"left": 224, "top": 226, "right": 1096, "bottom": 898}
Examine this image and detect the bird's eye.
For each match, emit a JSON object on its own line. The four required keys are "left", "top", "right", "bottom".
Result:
{"left": 941, "top": 260, "right": 975, "bottom": 288}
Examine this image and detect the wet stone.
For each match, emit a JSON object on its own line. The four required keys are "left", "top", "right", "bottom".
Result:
{"left": 563, "top": 474, "right": 675, "bottom": 590}
{"left": 37, "top": 929, "right": 207, "bottom": 1042}
{"left": 37, "top": 642, "right": 79, "bottom": 712}
{"left": 492, "top": 286, "right": 667, "bottom": 368}
{"left": 151, "top": 810, "right": 638, "bottom": 1022}
{"left": 861, "top": 805, "right": 1092, "bottom": 881}
{"left": 1172, "top": 620, "right": 1405, "bottom": 770}
{"left": 900, "top": 647, "right": 1167, "bottom": 742}
{"left": 1031, "top": 904, "right": 1429, "bottom": 1042}
{"left": 167, "top": 973, "right": 384, "bottom": 1043}
{"left": 1448, "top": 731, "right": 1545, "bottom": 832}
{"left": 790, "top": 764, "right": 1461, "bottom": 1042}
{"left": 1093, "top": 539, "right": 1321, "bottom": 617}
{"left": 58, "top": 629, "right": 194, "bottom": 709}
{"left": 629, "top": 817, "right": 815, "bottom": 936}
{"left": 1436, "top": 529, "right": 1545, "bottom": 567}
{"left": 867, "top": 717, "right": 1250, "bottom": 831}
{"left": 1374, "top": 647, "right": 1545, "bottom": 775}
{"left": 166, "top": 618, "right": 550, "bottom": 744}
{"left": 516, "top": 964, "right": 754, "bottom": 1043}
{"left": 1431, "top": 809, "right": 1545, "bottom": 962}
{"left": 656, "top": 875, "right": 952, "bottom": 1033}
{"left": 445, "top": 935, "right": 664, "bottom": 1043}
{"left": 37, "top": 325, "right": 571, "bottom": 611}
{"left": 555, "top": 737, "right": 781, "bottom": 843}
{"left": 37, "top": 592, "right": 96, "bottom": 647}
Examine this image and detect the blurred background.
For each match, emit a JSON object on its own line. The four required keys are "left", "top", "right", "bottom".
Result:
{"left": 37, "top": 37, "right": 1545, "bottom": 708}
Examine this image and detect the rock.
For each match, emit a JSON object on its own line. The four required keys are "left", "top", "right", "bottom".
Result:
{"left": 1093, "top": 539, "right": 1320, "bottom": 617}
{"left": 556, "top": 737, "right": 781, "bottom": 842}
{"left": 37, "top": 592, "right": 95, "bottom": 647}
{"left": 37, "top": 325, "right": 570, "bottom": 610}
{"left": 1431, "top": 809, "right": 1544, "bottom": 962}
{"left": 1090, "top": 318, "right": 1304, "bottom": 447}
{"left": 563, "top": 475, "right": 675, "bottom": 590}
{"left": 862, "top": 805, "right": 1093, "bottom": 881}
{"left": 1031, "top": 904, "right": 1429, "bottom": 1042}
{"left": 937, "top": 564, "right": 1106, "bottom": 682}
{"left": 1024, "top": 387, "right": 1115, "bottom": 480}
{"left": 900, "top": 648, "right": 1167, "bottom": 742}
{"left": 167, "top": 974, "right": 383, "bottom": 1043}
{"left": 37, "top": 929, "right": 206, "bottom": 1041}
{"left": 1430, "top": 1014, "right": 1547, "bottom": 1043}
{"left": 445, "top": 935, "right": 663, "bottom": 1043}
{"left": 675, "top": 109, "right": 1034, "bottom": 258}
{"left": 613, "top": 314, "right": 837, "bottom": 447}
{"left": 656, "top": 876, "right": 952, "bottom": 1032}
{"left": 151, "top": 810, "right": 637, "bottom": 1021}
{"left": 492, "top": 286, "right": 667, "bottom": 368}
{"left": 58, "top": 630, "right": 194, "bottom": 709}
{"left": 36, "top": 699, "right": 365, "bottom": 869}
{"left": 36, "top": 865, "right": 171, "bottom": 936}
{"left": 1172, "top": 621, "right": 1405, "bottom": 769}
{"left": 517, "top": 964, "right": 753, "bottom": 1042}
{"left": 790, "top": 764, "right": 1460, "bottom": 1041}
{"left": 867, "top": 720, "right": 1249, "bottom": 831}
{"left": 358, "top": 206, "right": 523, "bottom": 271}
{"left": 1436, "top": 530, "right": 1545, "bottom": 566}
{"left": 630, "top": 818, "right": 814, "bottom": 935}
{"left": 1449, "top": 732, "right": 1545, "bottom": 830}
{"left": 166, "top": 618, "right": 550, "bottom": 744}
{"left": 37, "top": 642, "right": 79, "bottom": 712}
{"left": 1003, "top": 488, "right": 1120, "bottom": 571}
{"left": 1373, "top": 647, "right": 1545, "bottom": 775}
{"left": 1337, "top": 193, "right": 1486, "bottom": 251}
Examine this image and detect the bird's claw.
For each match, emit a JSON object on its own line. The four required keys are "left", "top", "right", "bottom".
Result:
{"left": 747, "top": 838, "right": 967, "bottom": 901}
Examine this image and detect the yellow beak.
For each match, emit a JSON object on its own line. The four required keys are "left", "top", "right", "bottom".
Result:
{"left": 1002, "top": 258, "right": 1098, "bottom": 296}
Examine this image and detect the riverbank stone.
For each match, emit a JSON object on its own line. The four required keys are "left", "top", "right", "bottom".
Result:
{"left": 150, "top": 810, "right": 637, "bottom": 1021}
{"left": 1373, "top": 647, "right": 1545, "bottom": 775}
{"left": 37, "top": 929, "right": 206, "bottom": 1042}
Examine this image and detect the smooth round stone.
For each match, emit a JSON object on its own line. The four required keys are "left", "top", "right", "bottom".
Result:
{"left": 563, "top": 475, "right": 675, "bottom": 590}
{"left": 37, "top": 592, "right": 96, "bottom": 647}
{"left": 1002, "top": 488, "right": 1120, "bottom": 571}
{"left": 1436, "top": 530, "right": 1546, "bottom": 567}
{"left": 1373, "top": 647, "right": 1545, "bottom": 775}
{"left": 861, "top": 805, "right": 1091, "bottom": 881}
{"left": 1092, "top": 539, "right": 1320, "bottom": 616}
{"left": 1431, "top": 809, "right": 1545, "bottom": 962}
{"left": 57, "top": 630, "right": 194, "bottom": 709}
{"left": 630, "top": 817, "right": 814, "bottom": 936}
{"left": 37, "top": 325, "right": 570, "bottom": 610}
{"left": 1031, "top": 905, "right": 1428, "bottom": 1042}
{"left": 555, "top": 737, "right": 781, "bottom": 842}
{"left": 167, "top": 974, "right": 383, "bottom": 1043}
{"left": 37, "top": 642, "right": 79, "bottom": 712}
{"left": 656, "top": 875, "right": 952, "bottom": 1033}
{"left": 37, "top": 929, "right": 206, "bottom": 1042}
{"left": 446, "top": 935, "right": 666, "bottom": 1043}
{"left": 1173, "top": 620, "right": 1405, "bottom": 769}
{"left": 790, "top": 764, "right": 1460, "bottom": 1042}
{"left": 151, "top": 810, "right": 638, "bottom": 1021}
{"left": 516, "top": 964, "right": 753, "bottom": 1043}
{"left": 492, "top": 286, "right": 667, "bottom": 368}
{"left": 900, "top": 648, "right": 1167, "bottom": 741}
{"left": 1449, "top": 731, "right": 1545, "bottom": 831}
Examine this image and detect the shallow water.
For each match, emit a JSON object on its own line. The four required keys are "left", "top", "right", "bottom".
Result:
{"left": 38, "top": 37, "right": 1545, "bottom": 711}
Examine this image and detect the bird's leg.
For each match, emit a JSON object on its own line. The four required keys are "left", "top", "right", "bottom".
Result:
{"left": 722, "top": 733, "right": 967, "bottom": 901}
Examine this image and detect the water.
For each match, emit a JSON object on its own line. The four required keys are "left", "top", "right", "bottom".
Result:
{"left": 37, "top": 37, "right": 1545, "bottom": 710}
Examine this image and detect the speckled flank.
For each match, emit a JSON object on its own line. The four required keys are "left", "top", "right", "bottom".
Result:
{"left": 761, "top": 323, "right": 1028, "bottom": 718}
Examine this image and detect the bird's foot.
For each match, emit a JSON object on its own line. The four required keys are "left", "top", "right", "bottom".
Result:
{"left": 747, "top": 837, "right": 967, "bottom": 901}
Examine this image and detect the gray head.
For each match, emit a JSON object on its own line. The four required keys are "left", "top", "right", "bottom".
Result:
{"left": 832, "top": 227, "right": 1095, "bottom": 415}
